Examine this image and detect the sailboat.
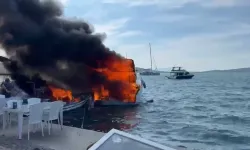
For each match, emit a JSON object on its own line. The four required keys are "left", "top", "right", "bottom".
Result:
{"left": 140, "top": 43, "right": 160, "bottom": 76}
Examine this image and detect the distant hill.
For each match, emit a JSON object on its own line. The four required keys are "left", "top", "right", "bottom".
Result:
{"left": 203, "top": 67, "right": 250, "bottom": 73}
{"left": 157, "top": 68, "right": 172, "bottom": 72}
{"left": 3, "top": 64, "right": 248, "bottom": 74}
{"left": 136, "top": 67, "right": 250, "bottom": 73}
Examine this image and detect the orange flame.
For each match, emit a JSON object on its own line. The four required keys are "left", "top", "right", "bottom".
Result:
{"left": 49, "top": 86, "right": 80, "bottom": 102}
{"left": 48, "top": 57, "right": 139, "bottom": 103}
{"left": 93, "top": 58, "right": 140, "bottom": 103}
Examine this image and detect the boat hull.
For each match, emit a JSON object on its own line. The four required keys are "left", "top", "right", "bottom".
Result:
{"left": 167, "top": 74, "right": 194, "bottom": 79}
{"left": 94, "top": 100, "right": 139, "bottom": 106}
{"left": 94, "top": 85, "right": 143, "bottom": 106}
{"left": 63, "top": 98, "right": 88, "bottom": 112}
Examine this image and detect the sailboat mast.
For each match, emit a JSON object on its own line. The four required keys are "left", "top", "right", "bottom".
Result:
{"left": 152, "top": 56, "right": 158, "bottom": 70}
{"left": 149, "top": 43, "right": 152, "bottom": 71}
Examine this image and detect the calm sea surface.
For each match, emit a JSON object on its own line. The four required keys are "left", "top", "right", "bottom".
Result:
{"left": 2, "top": 72, "right": 250, "bottom": 150}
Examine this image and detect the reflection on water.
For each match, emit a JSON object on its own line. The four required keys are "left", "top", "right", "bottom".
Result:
{"left": 63, "top": 106, "right": 140, "bottom": 133}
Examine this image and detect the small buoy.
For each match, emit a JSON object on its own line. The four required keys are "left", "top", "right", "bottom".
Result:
{"left": 147, "top": 99, "right": 154, "bottom": 103}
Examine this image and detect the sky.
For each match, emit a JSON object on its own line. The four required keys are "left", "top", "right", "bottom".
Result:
{"left": 1, "top": 0, "right": 250, "bottom": 71}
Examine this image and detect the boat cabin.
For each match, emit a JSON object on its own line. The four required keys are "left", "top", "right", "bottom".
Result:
{"left": 170, "top": 67, "right": 190, "bottom": 74}
{"left": 171, "top": 67, "right": 184, "bottom": 71}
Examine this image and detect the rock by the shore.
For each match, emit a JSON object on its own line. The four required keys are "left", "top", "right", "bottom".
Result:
{"left": 0, "top": 135, "right": 54, "bottom": 150}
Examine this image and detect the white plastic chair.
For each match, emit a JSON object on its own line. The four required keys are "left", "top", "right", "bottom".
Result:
{"left": 0, "top": 98, "right": 16, "bottom": 128}
{"left": 0, "top": 98, "right": 7, "bottom": 110}
{"left": 0, "top": 94, "right": 5, "bottom": 98}
{"left": 27, "top": 98, "right": 41, "bottom": 106}
{"left": 0, "top": 99, "right": 7, "bottom": 127}
{"left": 27, "top": 103, "right": 45, "bottom": 140}
{"left": 43, "top": 101, "right": 64, "bottom": 135}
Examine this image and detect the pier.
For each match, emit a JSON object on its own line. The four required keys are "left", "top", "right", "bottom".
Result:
{"left": 0, "top": 124, "right": 104, "bottom": 150}
{"left": 0, "top": 123, "right": 185, "bottom": 150}
{"left": 0, "top": 114, "right": 185, "bottom": 150}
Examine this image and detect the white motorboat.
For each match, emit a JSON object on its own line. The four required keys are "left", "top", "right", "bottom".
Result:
{"left": 166, "top": 67, "right": 194, "bottom": 79}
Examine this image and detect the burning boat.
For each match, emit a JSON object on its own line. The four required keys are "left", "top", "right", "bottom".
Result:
{"left": 0, "top": 56, "right": 145, "bottom": 107}
{"left": 93, "top": 59, "right": 145, "bottom": 106}
{"left": 0, "top": 0, "right": 146, "bottom": 107}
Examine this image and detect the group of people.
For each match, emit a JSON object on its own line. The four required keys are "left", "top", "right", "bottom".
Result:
{"left": 1, "top": 78, "right": 14, "bottom": 97}
{"left": 0, "top": 77, "right": 28, "bottom": 98}
{"left": 0, "top": 73, "right": 48, "bottom": 98}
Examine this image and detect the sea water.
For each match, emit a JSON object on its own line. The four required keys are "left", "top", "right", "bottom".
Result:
{"left": 2, "top": 72, "right": 250, "bottom": 150}
{"left": 65, "top": 72, "right": 250, "bottom": 150}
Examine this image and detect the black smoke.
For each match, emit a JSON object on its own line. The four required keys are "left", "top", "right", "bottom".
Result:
{"left": 0, "top": 0, "right": 125, "bottom": 95}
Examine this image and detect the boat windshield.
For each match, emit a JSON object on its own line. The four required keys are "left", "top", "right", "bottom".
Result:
{"left": 170, "top": 73, "right": 176, "bottom": 76}
{"left": 178, "top": 72, "right": 184, "bottom": 76}
{"left": 170, "top": 72, "right": 187, "bottom": 76}
{"left": 172, "top": 67, "right": 182, "bottom": 71}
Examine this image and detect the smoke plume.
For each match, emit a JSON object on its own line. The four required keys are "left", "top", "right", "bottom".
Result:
{"left": 0, "top": 0, "right": 127, "bottom": 95}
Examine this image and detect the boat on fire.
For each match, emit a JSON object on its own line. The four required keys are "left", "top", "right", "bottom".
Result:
{"left": 44, "top": 95, "right": 90, "bottom": 112}
{"left": 0, "top": 56, "right": 146, "bottom": 107}
{"left": 91, "top": 57, "right": 146, "bottom": 106}
{"left": 94, "top": 72, "right": 145, "bottom": 106}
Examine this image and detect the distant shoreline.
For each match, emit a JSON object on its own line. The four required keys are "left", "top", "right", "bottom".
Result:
{"left": 136, "top": 67, "right": 250, "bottom": 73}
{"left": 0, "top": 66, "right": 249, "bottom": 75}
{"left": 200, "top": 67, "right": 250, "bottom": 73}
